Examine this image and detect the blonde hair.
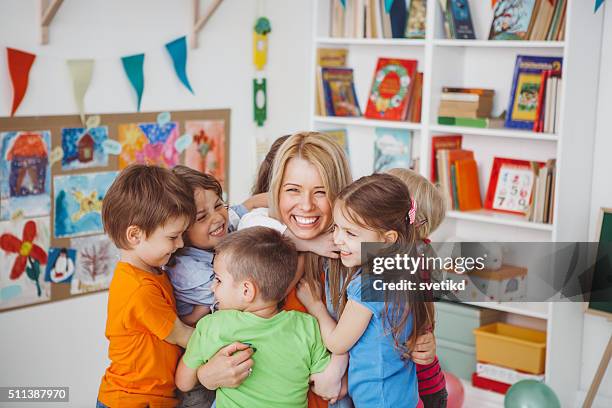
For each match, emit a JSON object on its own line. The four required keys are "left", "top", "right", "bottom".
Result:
{"left": 268, "top": 131, "right": 352, "bottom": 288}
{"left": 386, "top": 168, "right": 446, "bottom": 239}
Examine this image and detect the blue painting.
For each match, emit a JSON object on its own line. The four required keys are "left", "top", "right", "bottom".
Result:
{"left": 0, "top": 131, "right": 51, "bottom": 221}
{"left": 44, "top": 247, "right": 77, "bottom": 283}
{"left": 61, "top": 126, "right": 109, "bottom": 170}
{"left": 53, "top": 171, "right": 118, "bottom": 238}
{"left": 374, "top": 128, "right": 412, "bottom": 172}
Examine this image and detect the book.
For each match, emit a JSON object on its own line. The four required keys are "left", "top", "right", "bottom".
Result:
{"left": 438, "top": 116, "right": 504, "bottom": 128}
{"left": 455, "top": 158, "right": 482, "bottom": 211}
{"left": 547, "top": 0, "right": 565, "bottom": 40}
{"left": 389, "top": 0, "right": 408, "bottom": 38}
{"left": 489, "top": 0, "right": 539, "bottom": 40}
{"left": 321, "top": 67, "right": 361, "bottom": 117}
{"left": 405, "top": 0, "right": 427, "bottom": 39}
{"left": 439, "top": 0, "right": 452, "bottom": 39}
{"left": 505, "top": 55, "right": 563, "bottom": 129}
{"left": 330, "top": 0, "right": 345, "bottom": 38}
{"left": 476, "top": 363, "right": 545, "bottom": 385}
{"left": 380, "top": 0, "right": 393, "bottom": 38}
{"left": 321, "top": 128, "right": 350, "bottom": 163}
{"left": 431, "top": 134, "right": 462, "bottom": 182}
{"left": 448, "top": 0, "right": 476, "bottom": 40}
{"left": 365, "top": 58, "right": 418, "bottom": 120}
{"left": 373, "top": 128, "right": 412, "bottom": 172}
{"left": 450, "top": 163, "right": 460, "bottom": 209}
{"left": 472, "top": 373, "right": 512, "bottom": 395}
{"left": 484, "top": 157, "right": 545, "bottom": 216}
{"left": 408, "top": 72, "right": 424, "bottom": 122}
{"left": 530, "top": 0, "right": 555, "bottom": 41}
{"left": 532, "top": 69, "right": 550, "bottom": 132}
{"left": 316, "top": 48, "right": 349, "bottom": 116}
{"left": 442, "top": 87, "right": 495, "bottom": 96}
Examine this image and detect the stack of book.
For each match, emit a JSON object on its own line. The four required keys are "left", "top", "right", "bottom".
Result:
{"left": 472, "top": 363, "right": 545, "bottom": 395}
{"left": 431, "top": 135, "right": 482, "bottom": 211}
{"left": 437, "top": 88, "right": 503, "bottom": 129}
{"left": 330, "top": 0, "right": 427, "bottom": 39}
{"left": 528, "top": 159, "right": 556, "bottom": 224}
{"left": 533, "top": 70, "right": 562, "bottom": 133}
{"left": 489, "top": 0, "right": 567, "bottom": 41}
{"left": 316, "top": 48, "right": 361, "bottom": 117}
{"left": 438, "top": 0, "right": 476, "bottom": 40}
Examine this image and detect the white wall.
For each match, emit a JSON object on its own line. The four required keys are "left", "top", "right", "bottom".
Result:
{"left": 0, "top": 0, "right": 312, "bottom": 406}
{"left": 581, "top": 3, "right": 612, "bottom": 407}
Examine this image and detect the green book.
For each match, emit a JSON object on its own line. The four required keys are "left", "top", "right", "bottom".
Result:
{"left": 438, "top": 116, "right": 456, "bottom": 125}
{"left": 450, "top": 163, "right": 460, "bottom": 209}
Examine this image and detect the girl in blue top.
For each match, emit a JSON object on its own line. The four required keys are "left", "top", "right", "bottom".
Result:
{"left": 297, "top": 173, "right": 435, "bottom": 408}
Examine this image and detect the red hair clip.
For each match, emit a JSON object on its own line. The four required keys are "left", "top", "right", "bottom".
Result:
{"left": 408, "top": 198, "right": 417, "bottom": 225}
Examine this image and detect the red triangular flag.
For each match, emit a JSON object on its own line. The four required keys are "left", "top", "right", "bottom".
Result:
{"left": 7, "top": 48, "right": 36, "bottom": 116}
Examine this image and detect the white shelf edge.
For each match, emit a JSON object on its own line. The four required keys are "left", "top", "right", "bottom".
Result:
{"left": 465, "top": 302, "right": 550, "bottom": 320}
{"left": 429, "top": 125, "right": 558, "bottom": 142}
{"left": 316, "top": 37, "right": 425, "bottom": 46}
{"left": 313, "top": 115, "right": 422, "bottom": 130}
{"left": 433, "top": 39, "right": 565, "bottom": 49}
{"left": 446, "top": 210, "right": 555, "bottom": 232}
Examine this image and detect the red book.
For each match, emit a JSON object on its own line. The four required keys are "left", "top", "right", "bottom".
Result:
{"left": 472, "top": 373, "right": 512, "bottom": 395}
{"left": 365, "top": 58, "right": 418, "bottom": 121}
{"left": 431, "top": 135, "right": 462, "bottom": 183}
{"left": 533, "top": 70, "right": 550, "bottom": 132}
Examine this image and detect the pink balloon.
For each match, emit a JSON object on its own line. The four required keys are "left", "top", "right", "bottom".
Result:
{"left": 416, "top": 399, "right": 424, "bottom": 408}
{"left": 444, "top": 371, "right": 465, "bottom": 408}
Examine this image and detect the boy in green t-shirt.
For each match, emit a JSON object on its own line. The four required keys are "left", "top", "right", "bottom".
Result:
{"left": 175, "top": 226, "right": 334, "bottom": 408}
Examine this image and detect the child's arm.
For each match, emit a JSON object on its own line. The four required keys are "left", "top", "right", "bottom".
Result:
{"left": 297, "top": 279, "right": 371, "bottom": 354}
{"left": 180, "top": 305, "right": 211, "bottom": 327}
{"left": 175, "top": 359, "right": 199, "bottom": 392}
{"left": 241, "top": 193, "right": 267, "bottom": 210}
{"left": 406, "top": 331, "right": 436, "bottom": 365}
{"left": 165, "top": 317, "right": 194, "bottom": 348}
{"left": 309, "top": 353, "right": 348, "bottom": 402}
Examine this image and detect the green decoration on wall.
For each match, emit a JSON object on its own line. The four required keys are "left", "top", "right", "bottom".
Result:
{"left": 253, "top": 78, "right": 267, "bottom": 127}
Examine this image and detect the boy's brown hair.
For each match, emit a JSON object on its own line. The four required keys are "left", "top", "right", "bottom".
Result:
{"left": 215, "top": 226, "right": 298, "bottom": 302}
{"left": 102, "top": 164, "right": 196, "bottom": 249}
{"left": 172, "top": 165, "right": 223, "bottom": 199}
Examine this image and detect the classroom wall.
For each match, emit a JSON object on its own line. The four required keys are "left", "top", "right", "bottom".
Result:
{"left": 0, "top": 0, "right": 312, "bottom": 406}
{"left": 582, "top": 3, "right": 612, "bottom": 407}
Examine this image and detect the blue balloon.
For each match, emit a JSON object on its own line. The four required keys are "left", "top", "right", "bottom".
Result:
{"left": 504, "top": 380, "right": 561, "bottom": 408}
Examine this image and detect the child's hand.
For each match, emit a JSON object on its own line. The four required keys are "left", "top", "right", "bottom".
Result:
{"left": 296, "top": 279, "right": 323, "bottom": 311}
{"left": 242, "top": 193, "right": 268, "bottom": 210}
{"left": 310, "top": 371, "right": 342, "bottom": 402}
{"left": 286, "top": 229, "right": 339, "bottom": 259}
{"left": 404, "top": 331, "right": 436, "bottom": 365}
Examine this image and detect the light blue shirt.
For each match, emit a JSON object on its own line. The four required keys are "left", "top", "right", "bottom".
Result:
{"left": 166, "top": 205, "right": 247, "bottom": 316}
{"left": 344, "top": 271, "right": 418, "bottom": 408}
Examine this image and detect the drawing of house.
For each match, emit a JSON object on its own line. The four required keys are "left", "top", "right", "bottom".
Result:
{"left": 6, "top": 132, "right": 49, "bottom": 197}
{"left": 77, "top": 132, "right": 94, "bottom": 163}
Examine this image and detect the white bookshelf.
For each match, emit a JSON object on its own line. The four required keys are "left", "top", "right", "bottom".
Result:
{"left": 310, "top": 1, "right": 604, "bottom": 406}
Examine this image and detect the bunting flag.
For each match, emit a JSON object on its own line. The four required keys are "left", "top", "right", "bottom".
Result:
{"left": 384, "top": 0, "right": 394, "bottom": 13}
{"left": 165, "top": 36, "right": 194, "bottom": 94}
{"left": 7, "top": 48, "right": 36, "bottom": 116}
{"left": 596, "top": 0, "right": 605, "bottom": 12}
{"left": 121, "top": 53, "right": 145, "bottom": 111}
{"left": 67, "top": 59, "right": 94, "bottom": 124}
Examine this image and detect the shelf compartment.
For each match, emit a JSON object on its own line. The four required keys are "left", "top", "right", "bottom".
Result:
{"left": 313, "top": 116, "right": 422, "bottom": 130}
{"left": 429, "top": 125, "right": 558, "bottom": 142}
{"left": 446, "top": 210, "right": 554, "bottom": 231}
{"left": 316, "top": 37, "right": 426, "bottom": 46}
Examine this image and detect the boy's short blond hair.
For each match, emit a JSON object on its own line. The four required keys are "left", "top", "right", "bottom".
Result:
{"left": 102, "top": 164, "right": 196, "bottom": 249}
{"left": 215, "top": 227, "right": 298, "bottom": 302}
{"left": 386, "top": 168, "right": 446, "bottom": 239}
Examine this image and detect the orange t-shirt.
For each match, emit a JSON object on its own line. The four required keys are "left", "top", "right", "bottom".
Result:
{"left": 98, "top": 262, "right": 181, "bottom": 408}
{"left": 283, "top": 273, "right": 328, "bottom": 408}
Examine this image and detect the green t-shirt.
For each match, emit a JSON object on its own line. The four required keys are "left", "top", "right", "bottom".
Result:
{"left": 183, "top": 309, "right": 331, "bottom": 408}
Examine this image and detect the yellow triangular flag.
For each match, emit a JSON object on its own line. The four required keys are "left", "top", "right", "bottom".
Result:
{"left": 67, "top": 59, "right": 94, "bottom": 125}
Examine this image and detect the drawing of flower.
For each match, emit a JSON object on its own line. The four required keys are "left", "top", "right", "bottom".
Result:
{"left": 0, "top": 220, "right": 48, "bottom": 280}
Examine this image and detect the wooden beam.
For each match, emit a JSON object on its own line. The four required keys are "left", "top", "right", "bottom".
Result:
{"left": 40, "top": 0, "right": 64, "bottom": 45}
{"left": 191, "top": 0, "right": 223, "bottom": 49}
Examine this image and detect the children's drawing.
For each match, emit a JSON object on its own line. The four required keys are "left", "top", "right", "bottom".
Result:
{"left": 185, "top": 120, "right": 226, "bottom": 187}
{"left": 118, "top": 122, "right": 179, "bottom": 169}
{"left": 70, "top": 235, "right": 119, "bottom": 294}
{"left": 44, "top": 247, "right": 77, "bottom": 283}
{"left": 0, "top": 218, "right": 50, "bottom": 310}
{"left": 1, "top": 131, "right": 51, "bottom": 221}
{"left": 53, "top": 172, "right": 118, "bottom": 238}
{"left": 61, "top": 126, "right": 109, "bottom": 170}
{"left": 373, "top": 128, "right": 413, "bottom": 172}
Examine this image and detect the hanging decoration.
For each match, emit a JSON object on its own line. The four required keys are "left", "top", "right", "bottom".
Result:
{"left": 252, "top": 4, "right": 271, "bottom": 164}
{"left": 165, "top": 36, "right": 194, "bottom": 94}
{"left": 121, "top": 54, "right": 145, "bottom": 112}
{"left": 596, "top": 0, "right": 605, "bottom": 12}
{"left": 253, "top": 78, "right": 267, "bottom": 126}
{"left": 66, "top": 59, "right": 94, "bottom": 125}
{"left": 7, "top": 48, "right": 36, "bottom": 116}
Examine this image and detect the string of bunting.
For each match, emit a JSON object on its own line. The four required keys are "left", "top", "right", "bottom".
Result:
{"left": 5, "top": 35, "right": 194, "bottom": 121}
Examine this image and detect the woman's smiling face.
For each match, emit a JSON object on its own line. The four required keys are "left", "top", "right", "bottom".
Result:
{"left": 278, "top": 157, "right": 333, "bottom": 240}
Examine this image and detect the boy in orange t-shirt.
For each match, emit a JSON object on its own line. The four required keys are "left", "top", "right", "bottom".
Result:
{"left": 97, "top": 164, "right": 196, "bottom": 408}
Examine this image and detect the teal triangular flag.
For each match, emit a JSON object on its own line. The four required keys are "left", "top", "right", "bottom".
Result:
{"left": 121, "top": 53, "right": 145, "bottom": 111}
{"left": 384, "top": 0, "right": 394, "bottom": 13}
{"left": 596, "top": 0, "right": 605, "bottom": 12}
{"left": 165, "top": 36, "right": 194, "bottom": 94}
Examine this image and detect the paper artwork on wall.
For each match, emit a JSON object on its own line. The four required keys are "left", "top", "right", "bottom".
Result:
{"left": 44, "top": 247, "right": 77, "bottom": 283}
{"left": 117, "top": 122, "right": 179, "bottom": 169}
{"left": 53, "top": 171, "right": 118, "bottom": 238}
{"left": 0, "top": 218, "right": 50, "bottom": 310}
{"left": 70, "top": 234, "right": 119, "bottom": 295}
{"left": 61, "top": 126, "right": 109, "bottom": 170}
{"left": 1, "top": 130, "right": 52, "bottom": 221}
{"left": 185, "top": 120, "right": 226, "bottom": 187}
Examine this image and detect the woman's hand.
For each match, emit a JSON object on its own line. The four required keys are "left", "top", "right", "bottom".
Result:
{"left": 296, "top": 278, "right": 323, "bottom": 312}
{"left": 286, "top": 229, "right": 339, "bottom": 259}
{"left": 404, "top": 332, "right": 436, "bottom": 365}
{"left": 196, "top": 342, "right": 255, "bottom": 390}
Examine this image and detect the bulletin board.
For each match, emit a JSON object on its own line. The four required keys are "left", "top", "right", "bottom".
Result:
{"left": 0, "top": 109, "right": 230, "bottom": 313}
{"left": 588, "top": 207, "right": 612, "bottom": 318}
